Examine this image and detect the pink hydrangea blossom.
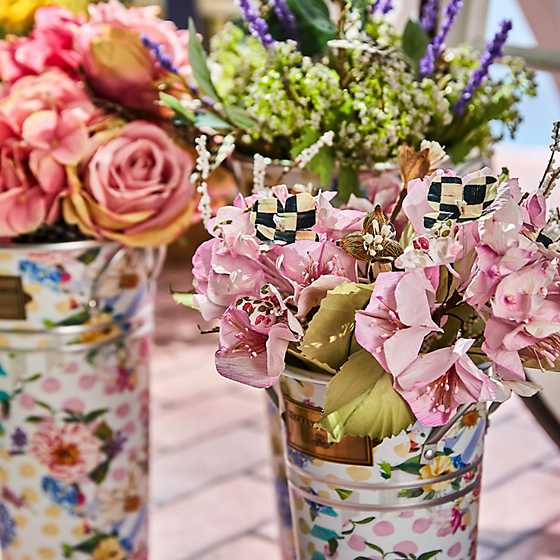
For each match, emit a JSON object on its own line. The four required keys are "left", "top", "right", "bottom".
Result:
{"left": 0, "top": 7, "right": 83, "bottom": 84}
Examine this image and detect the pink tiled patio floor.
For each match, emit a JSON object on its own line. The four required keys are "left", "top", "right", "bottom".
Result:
{"left": 150, "top": 145, "right": 560, "bottom": 560}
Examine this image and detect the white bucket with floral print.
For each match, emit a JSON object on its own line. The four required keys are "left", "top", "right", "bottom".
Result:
{"left": 0, "top": 241, "right": 163, "bottom": 560}
{"left": 280, "top": 368, "right": 486, "bottom": 560}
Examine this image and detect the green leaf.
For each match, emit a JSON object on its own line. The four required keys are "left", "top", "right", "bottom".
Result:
{"left": 311, "top": 525, "right": 339, "bottom": 542}
{"left": 45, "top": 308, "right": 90, "bottom": 328}
{"left": 94, "top": 421, "right": 113, "bottom": 441}
{"left": 188, "top": 19, "right": 220, "bottom": 102}
{"left": 290, "top": 129, "right": 320, "bottom": 160}
{"left": 89, "top": 460, "right": 111, "bottom": 485}
{"left": 398, "top": 487, "right": 424, "bottom": 498}
{"left": 83, "top": 408, "right": 109, "bottom": 424}
{"left": 285, "top": 348, "right": 337, "bottom": 376}
{"left": 418, "top": 551, "right": 443, "bottom": 560}
{"left": 25, "top": 415, "right": 48, "bottom": 423}
{"left": 319, "top": 350, "right": 415, "bottom": 443}
{"left": 159, "top": 92, "right": 195, "bottom": 122}
{"left": 337, "top": 165, "right": 361, "bottom": 202}
{"left": 195, "top": 112, "right": 233, "bottom": 130}
{"left": 224, "top": 105, "right": 257, "bottom": 130}
{"left": 77, "top": 248, "right": 101, "bottom": 265}
{"left": 35, "top": 400, "right": 54, "bottom": 412}
{"left": 334, "top": 488, "right": 353, "bottom": 500}
{"left": 307, "top": 146, "right": 335, "bottom": 187}
{"left": 23, "top": 373, "right": 41, "bottom": 383}
{"left": 299, "top": 282, "right": 373, "bottom": 371}
{"left": 354, "top": 516, "right": 376, "bottom": 525}
{"left": 286, "top": 0, "right": 336, "bottom": 56}
{"left": 0, "top": 390, "right": 10, "bottom": 402}
{"left": 402, "top": 19, "right": 430, "bottom": 64}
{"left": 379, "top": 461, "right": 392, "bottom": 479}
{"left": 171, "top": 291, "right": 199, "bottom": 310}
{"left": 72, "top": 534, "right": 107, "bottom": 554}
{"left": 328, "top": 538, "right": 339, "bottom": 555}
{"left": 393, "top": 455, "right": 422, "bottom": 475}
{"left": 365, "top": 543, "right": 385, "bottom": 555}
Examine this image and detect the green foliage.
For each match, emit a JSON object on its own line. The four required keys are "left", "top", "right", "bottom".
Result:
{"left": 319, "top": 350, "right": 415, "bottom": 442}
{"left": 188, "top": 18, "right": 220, "bottom": 102}
{"left": 286, "top": 0, "right": 336, "bottom": 56}
{"left": 402, "top": 19, "right": 430, "bottom": 65}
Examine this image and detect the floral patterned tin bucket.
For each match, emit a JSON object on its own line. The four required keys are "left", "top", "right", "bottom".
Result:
{"left": 280, "top": 367, "right": 486, "bottom": 560}
{"left": 0, "top": 241, "right": 163, "bottom": 560}
{"left": 266, "top": 394, "right": 297, "bottom": 560}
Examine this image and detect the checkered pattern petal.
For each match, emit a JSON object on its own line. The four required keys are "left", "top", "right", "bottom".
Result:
{"left": 424, "top": 174, "right": 498, "bottom": 229}
{"left": 250, "top": 193, "right": 319, "bottom": 244}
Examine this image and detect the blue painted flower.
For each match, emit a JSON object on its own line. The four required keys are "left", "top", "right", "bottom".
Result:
{"left": 288, "top": 447, "right": 312, "bottom": 468}
{"left": 452, "top": 455, "right": 467, "bottom": 469}
{"left": 41, "top": 476, "right": 80, "bottom": 513}
{"left": 18, "top": 261, "right": 70, "bottom": 291}
{"left": 0, "top": 503, "right": 16, "bottom": 548}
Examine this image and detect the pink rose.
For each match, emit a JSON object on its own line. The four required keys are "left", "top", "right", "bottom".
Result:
{"left": 0, "top": 130, "right": 66, "bottom": 238}
{"left": 0, "top": 8, "right": 83, "bottom": 84}
{"left": 64, "top": 120, "right": 196, "bottom": 247}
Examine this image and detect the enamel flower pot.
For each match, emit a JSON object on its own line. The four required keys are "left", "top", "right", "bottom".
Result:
{"left": 0, "top": 241, "right": 163, "bottom": 560}
{"left": 280, "top": 368, "right": 486, "bottom": 560}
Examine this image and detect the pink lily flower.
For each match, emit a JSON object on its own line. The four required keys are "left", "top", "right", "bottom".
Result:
{"left": 355, "top": 269, "right": 441, "bottom": 377}
{"left": 395, "top": 339, "right": 497, "bottom": 426}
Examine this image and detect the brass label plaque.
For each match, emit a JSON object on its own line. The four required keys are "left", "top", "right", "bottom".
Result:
{"left": 284, "top": 396, "right": 373, "bottom": 466}
{"left": 0, "top": 276, "right": 29, "bottom": 320}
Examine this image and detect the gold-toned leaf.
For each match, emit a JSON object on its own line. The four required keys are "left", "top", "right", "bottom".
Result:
{"left": 171, "top": 291, "right": 199, "bottom": 310}
{"left": 319, "top": 350, "right": 415, "bottom": 442}
{"left": 285, "top": 347, "right": 337, "bottom": 376}
{"left": 299, "top": 283, "right": 373, "bottom": 371}
{"left": 340, "top": 232, "right": 369, "bottom": 262}
{"left": 398, "top": 145, "right": 430, "bottom": 184}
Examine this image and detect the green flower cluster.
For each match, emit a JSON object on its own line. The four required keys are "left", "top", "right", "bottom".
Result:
{"left": 208, "top": 18, "right": 535, "bottom": 168}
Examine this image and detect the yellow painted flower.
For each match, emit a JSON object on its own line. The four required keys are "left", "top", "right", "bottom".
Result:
{"left": 92, "top": 538, "right": 127, "bottom": 560}
{"left": 0, "top": 0, "right": 45, "bottom": 35}
{"left": 419, "top": 455, "right": 455, "bottom": 493}
{"left": 0, "top": 0, "right": 87, "bottom": 35}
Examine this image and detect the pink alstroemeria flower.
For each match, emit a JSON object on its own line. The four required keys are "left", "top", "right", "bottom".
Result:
{"left": 355, "top": 269, "right": 441, "bottom": 377}
{"left": 314, "top": 191, "right": 365, "bottom": 240}
{"left": 483, "top": 259, "right": 560, "bottom": 380}
{"left": 396, "top": 339, "right": 497, "bottom": 426}
{"left": 215, "top": 286, "right": 302, "bottom": 388}
{"left": 267, "top": 240, "right": 357, "bottom": 318}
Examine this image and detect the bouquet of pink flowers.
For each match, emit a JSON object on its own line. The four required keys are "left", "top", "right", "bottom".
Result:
{"left": 0, "top": 0, "right": 234, "bottom": 246}
{"left": 176, "top": 124, "right": 560, "bottom": 442}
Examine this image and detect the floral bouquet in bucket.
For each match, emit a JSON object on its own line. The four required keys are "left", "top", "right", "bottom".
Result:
{"left": 161, "top": 0, "right": 536, "bottom": 199}
{"left": 175, "top": 125, "right": 560, "bottom": 559}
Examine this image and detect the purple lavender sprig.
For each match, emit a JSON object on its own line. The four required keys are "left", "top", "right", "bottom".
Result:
{"left": 141, "top": 35, "right": 178, "bottom": 73}
{"left": 371, "top": 0, "right": 394, "bottom": 15}
{"left": 237, "top": 0, "right": 274, "bottom": 47}
{"left": 271, "top": 0, "right": 297, "bottom": 38}
{"left": 420, "top": 0, "right": 439, "bottom": 35}
{"left": 454, "top": 19, "right": 513, "bottom": 114}
{"left": 419, "top": 0, "right": 464, "bottom": 77}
